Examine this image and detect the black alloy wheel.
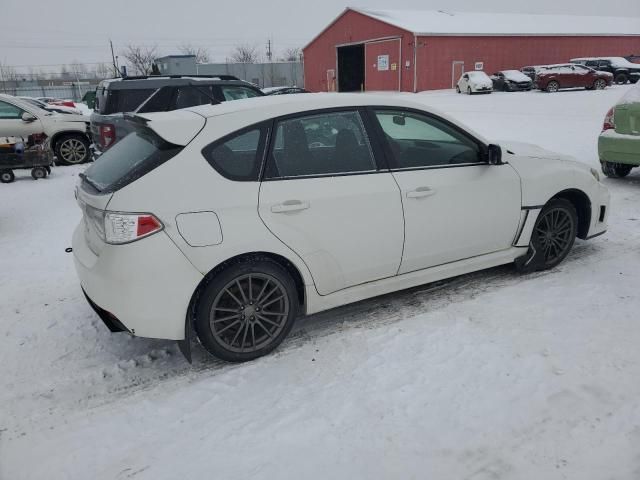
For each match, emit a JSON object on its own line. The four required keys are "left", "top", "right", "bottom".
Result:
{"left": 531, "top": 199, "right": 577, "bottom": 269}
{"left": 195, "top": 258, "right": 299, "bottom": 362}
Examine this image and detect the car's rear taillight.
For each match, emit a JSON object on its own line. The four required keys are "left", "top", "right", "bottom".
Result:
{"left": 104, "top": 212, "right": 163, "bottom": 244}
{"left": 99, "top": 124, "right": 116, "bottom": 148}
{"left": 602, "top": 107, "right": 615, "bottom": 131}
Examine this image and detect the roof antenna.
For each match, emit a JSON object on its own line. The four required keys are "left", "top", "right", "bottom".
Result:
{"left": 437, "top": 9, "right": 454, "bottom": 16}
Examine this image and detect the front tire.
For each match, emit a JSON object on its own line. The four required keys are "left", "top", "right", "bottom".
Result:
{"left": 601, "top": 161, "right": 633, "bottom": 178}
{"left": 54, "top": 134, "right": 90, "bottom": 166}
{"left": 517, "top": 199, "right": 577, "bottom": 272}
{"left": 456, "top": 86, "right": 461, "bottom": 93}
{"left": 195, "top": 257, "right": 299, "bottom": 362}
{"left": 467, "top": 86, "right": 472, "bottom": 95}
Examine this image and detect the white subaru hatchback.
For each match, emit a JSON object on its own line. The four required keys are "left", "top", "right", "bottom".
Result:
{"left": 72, "top": 93, "right": 609, "bottom": 362}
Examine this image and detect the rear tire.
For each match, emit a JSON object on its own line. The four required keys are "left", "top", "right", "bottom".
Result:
{"left": 516, "top": 198, "right": 577, "bottom": 272}
{"left": 614, "top": 73, "right": 628, "bottom": 85}
{"left": 456, "top": 86, "right": 460, "bottom": 93}
{"left": 195, "top": 257, "right": 299, "bottom": 362}
{"left": 593, "top": 78, "right": 607, "bottom": 90}
{"left": 601, "top": 161, "right": 633, "bottom": 178}
{"left": 54, "top": 134, "right": 90, "bottom": 166}
{"left": 0, "top": 169, "right": 15, "bottom": 183}
{"left": 31, "top": 167, "right": 47, "bottom": 179}
{"left": 546, "top": 81, "right": 560, "bottom": 93}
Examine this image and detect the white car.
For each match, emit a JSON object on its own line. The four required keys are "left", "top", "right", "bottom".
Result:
{"left": 72, "top": 93, "right": 609, "bottom": 362}
{"left": 457, "top": 71, "right": 494, "bottom": 94}
{"left": 0, "top": 94, "right": 91, "bottom": 165}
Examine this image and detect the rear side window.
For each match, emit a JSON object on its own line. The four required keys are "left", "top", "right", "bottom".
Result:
{"left": 265, "top": 110, "right": 376, "bottom": 179}
{"left": 0, "top": 100, "right": 24, "bottom": 119}
{"left": 219, "top": 86, "right": 262, "bottom": 101}
{"left": 201, "top": 126, "right": 266, "bottom": 181}
{"left": 103, "top": 88, "right": 156, "bottom": 114}
{"left": 83, "top": 125, "right": 182, "bottom": 193}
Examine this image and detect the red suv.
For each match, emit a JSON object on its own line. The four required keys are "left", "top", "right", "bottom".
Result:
{"left": 535, "top": 64, "right": 613, "bottom": 92}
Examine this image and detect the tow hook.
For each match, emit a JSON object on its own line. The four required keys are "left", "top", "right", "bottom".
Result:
{"left": 65, "top": 247, "right": 73, "bottom": 253}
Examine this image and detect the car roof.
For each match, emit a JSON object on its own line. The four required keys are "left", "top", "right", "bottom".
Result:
{"left": 99, "top": 76, "right": 258, "bottom": 90}
{"left": 137, "top": 93, "right": 490, "bottom": 146}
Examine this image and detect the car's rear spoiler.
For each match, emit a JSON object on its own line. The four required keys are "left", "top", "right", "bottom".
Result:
{"left": 124, "top": 110, "right": 206, "bottom": 146}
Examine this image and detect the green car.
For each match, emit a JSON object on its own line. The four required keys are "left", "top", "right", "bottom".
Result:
{"left": 599, "top": 86, "right": 640, "bottom": 177}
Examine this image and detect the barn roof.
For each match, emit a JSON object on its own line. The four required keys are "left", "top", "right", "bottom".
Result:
{"left": 350, "top": 8, "right": 640, "bottom": 36}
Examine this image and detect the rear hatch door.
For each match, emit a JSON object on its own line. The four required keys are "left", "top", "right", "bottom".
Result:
{"left": 615, "top": 89, "right": 640, "bottom": 136}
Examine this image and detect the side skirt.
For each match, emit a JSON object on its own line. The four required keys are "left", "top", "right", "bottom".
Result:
{"left": 304, "top": 247, "right": 526, "bottom": 315}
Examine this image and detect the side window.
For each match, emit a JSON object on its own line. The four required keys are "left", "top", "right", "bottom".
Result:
{"left": 265, "top": 110, "right": 376, "bottom": 179}
{"left": 375, "top": 110, "right": 482, "bottom": 169}
{"left": 201, "top": 126, "right": 266, "bottom": 181}
{"left": 220, "top": 86, "right": 261, "bottom": 101}
{"left": 174, "top": 86, "right": 213, "bottom": 109}
{"left": 0, "top": 101, "right": 24, "bottom": 119}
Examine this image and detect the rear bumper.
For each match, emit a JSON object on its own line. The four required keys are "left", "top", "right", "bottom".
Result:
{"left": 72, "top": 223, "right": 203, "bottom": 340}
{"left": 598, "top": 131, "right": 640, "bottom": 166}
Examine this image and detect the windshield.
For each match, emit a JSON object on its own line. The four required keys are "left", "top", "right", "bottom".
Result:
{"left": 83, "top": 124, "right": 182, "bottom": 193}
{"left": 468, "top": 72, "right": 490, "bottom": 80}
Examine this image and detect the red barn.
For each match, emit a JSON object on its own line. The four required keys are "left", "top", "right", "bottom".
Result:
{"left": 303, "top": 8, "right": 640, "bottom": 92}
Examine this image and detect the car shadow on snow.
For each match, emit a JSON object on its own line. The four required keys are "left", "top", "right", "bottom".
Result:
{"left": 85, "top": 239, "right": 603, "bottom": 401}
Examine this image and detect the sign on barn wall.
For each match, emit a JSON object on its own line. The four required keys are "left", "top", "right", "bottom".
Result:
{"left": 377, "top": 55, "right": 389, "bottom": 71}
{"left": 475, "top": 62, "right": 484, "bottom": 71}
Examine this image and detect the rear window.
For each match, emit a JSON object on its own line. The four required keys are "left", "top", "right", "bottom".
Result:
{"left": 83, "top": 125, "right": 182, "bottom": 193}
{"left": 102, "top": 88, "right": 156, "bottom": 114}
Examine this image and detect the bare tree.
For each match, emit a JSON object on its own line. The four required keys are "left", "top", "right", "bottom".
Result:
{"left": 282, "top": 47, "right": 302, "bottom": 62}
{"left": 94, "top": 63, "right": 112, "bottom": 79}
{"left": 178, "top": 43, "right": 210, "bottom": 63}
{"left": 230, "top": 44, "right": 259, "bottom": 63}
{"left": 121, "top": 44, "right": 158, "bottom": 75}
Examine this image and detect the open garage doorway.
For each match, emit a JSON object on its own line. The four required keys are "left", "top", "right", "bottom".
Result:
{"left": 337, "top": 44, "right": 364, "bottom": 92}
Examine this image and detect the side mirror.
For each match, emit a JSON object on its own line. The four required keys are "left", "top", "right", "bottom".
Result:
{"left": 487, "top": 144, "right": 503, "bottom": 165}
{"left": 21, "top": 112, "right": 37, "bottom": 122}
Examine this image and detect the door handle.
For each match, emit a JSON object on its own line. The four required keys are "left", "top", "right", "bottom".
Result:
{"left": 406, "top": 186, "right": 436, "bottom": 199}
{"left": 271, "top": 200, "right": 310, "bottom": 213}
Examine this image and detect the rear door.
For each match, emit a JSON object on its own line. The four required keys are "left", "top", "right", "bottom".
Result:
{"left": 258, "top": 108, "right": 404, "bottom": 295}
{"left": 370, "top": 108, "right": 521, "bottom": 274}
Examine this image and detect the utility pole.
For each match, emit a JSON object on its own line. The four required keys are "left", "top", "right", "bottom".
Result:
{"left": 266, "top": 38, "right": 272, "bottom": 62}
{"left": 109, "top": 39, "right": 118, "bottom": 77}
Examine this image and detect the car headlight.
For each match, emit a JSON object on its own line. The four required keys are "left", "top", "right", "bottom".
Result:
{"left": 590, "top": 167, "right": 601, "bottom": 182}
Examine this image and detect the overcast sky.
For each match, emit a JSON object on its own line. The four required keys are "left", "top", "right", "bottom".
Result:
{"left": 1, "top": 0, "right": 638, "bottom": 72}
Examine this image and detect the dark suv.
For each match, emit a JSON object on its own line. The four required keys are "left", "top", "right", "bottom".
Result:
{"left": 90, "top": 75, "right": 264, "bottom": 155}
{"left": 569, "top": 57, "right": 640, "bottom": 84}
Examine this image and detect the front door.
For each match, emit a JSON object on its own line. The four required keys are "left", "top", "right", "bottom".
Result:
{"left": 371, "top": 108, "right": 522, "bottom": 274}
{"left": 0, "top": 100, "right": 44, "bottom": 140}
{"left": 365, "top": 39, "right": 401, "bottom": 91}
{"left": 258, "top": 109, "right": 404, "bottom": 295}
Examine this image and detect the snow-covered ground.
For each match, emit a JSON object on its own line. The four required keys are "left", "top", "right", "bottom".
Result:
{"left": 1, "top": 86, "right": 639, "bottom": 480}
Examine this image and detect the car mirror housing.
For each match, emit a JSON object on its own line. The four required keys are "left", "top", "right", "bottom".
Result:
{"left": 21, "top": 112, "right": 37, "bottom": 122}
{"left": 487, "top": 144, "right": 503, "bottom": 165}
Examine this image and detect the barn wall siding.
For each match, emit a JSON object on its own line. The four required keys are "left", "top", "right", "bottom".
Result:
{"left": 417, "top": 35, "right": 640, "bottom": 91}
{"left": 303, "top": 10, "right": 415, "bottom": 92}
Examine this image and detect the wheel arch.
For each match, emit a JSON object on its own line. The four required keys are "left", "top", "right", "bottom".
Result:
{"left": 550, "top": 188, "right": 591, "bottom": 239}
{"left": 50, "top": 129, "right": 90, "bottom": 149}
{"left": 186, "top": 251, "right": 308, "bottom": 328}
